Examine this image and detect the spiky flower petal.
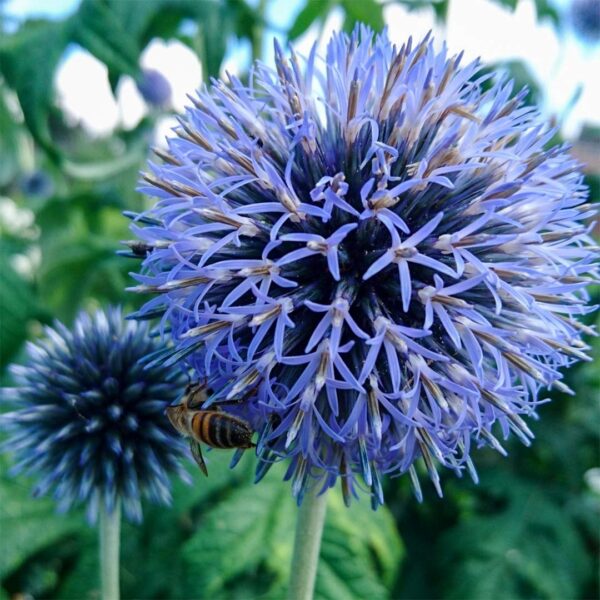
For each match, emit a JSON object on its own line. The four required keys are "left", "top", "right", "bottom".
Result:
{"left": 128, "top": 27, "right": 598, "bottom": 506}
{"left": 1, "top": 307, "right": 187, "bottom": 521}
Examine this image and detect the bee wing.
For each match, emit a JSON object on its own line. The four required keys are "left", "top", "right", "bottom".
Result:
{"left": 190, "top": 440, "right": 208, "bottom": 476}
{"left": 187, "top": 383, "right": 210, "bottom": 410}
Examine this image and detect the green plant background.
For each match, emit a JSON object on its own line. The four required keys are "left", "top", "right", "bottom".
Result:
{"left": 0, "top": 1, "right": 598, "bottom": 598}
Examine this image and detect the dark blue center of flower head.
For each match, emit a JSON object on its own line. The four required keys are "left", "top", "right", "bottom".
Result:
{"left": 129, "top": 26, "right": 598, "bottom": 507}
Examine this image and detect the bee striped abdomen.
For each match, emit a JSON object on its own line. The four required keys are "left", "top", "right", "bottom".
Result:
{"left": 191, "top": 411, "right": 253, "bottom": 449}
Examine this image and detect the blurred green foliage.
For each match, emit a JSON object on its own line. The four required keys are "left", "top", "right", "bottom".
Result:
{"left": 0, "top": 0, "right": 598, "bottom": 598}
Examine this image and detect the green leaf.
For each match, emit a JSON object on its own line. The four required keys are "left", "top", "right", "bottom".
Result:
{"left": 438, "top": 473, "right": 591, "bottom": 600}
{"left": 0, "top": 87, "right": 22, "bottom": 186}
{"left": 106, "top": 0, "right": 179, "bottom": 42}
{"left": 51, "top": 532, "right": 98, "bottom": 600}
{"left": 72, "top": 0, "right": 142, "bottom": 86}
{"left": 500, "top": 60, "right": 542, "bottom": 105}
{"left": 73, "top": 0, "right": 228, "bottom": 82}
{"left": 342, "top": 0, "right": 385, "bottom": 32}
{"left": 0, "top": 246, "right": 38, "bottom": 369}
{"left": 532, "top": 0, "right": 560, "bottom": 26}
{"left": 58, "top": 453, "right": 257, "bottom": 600}
{"left": 0, "top": 457, "right": 82, "bottom": 579}
{"left": 289, "top": 0, "right": 331, "bottom": 41}
{"left": 489, "top": 0, "right": 519, "bottom": 10}
{"left": 195, "top": 0, "right": 229, "bottom": 79}
{"left": 37, "top": 234, "right": 125, "bottom": 321}
{"left": 179, "top": 460, "right": 403, "bottom": 599}
{"left": 0, "top": 19, "right": 69, "bottom": 159}
{"left": 431, "top": 0, "right": 450, "bottom": 23}
{"left": 316, "top": 492, "right": 404, "bottom": 600}
{"left": 180, "top": 470, "right": 293, "bottom": 596}
{"left": 41, "top": 445, "right": 404, "bottom": 599}
{"left": 225, "top": 0, "right": 259, "bottom": 41}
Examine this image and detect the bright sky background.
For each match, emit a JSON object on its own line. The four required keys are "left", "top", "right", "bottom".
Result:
{"left": 3, "top": 0, "right": 599, "bottom": 139}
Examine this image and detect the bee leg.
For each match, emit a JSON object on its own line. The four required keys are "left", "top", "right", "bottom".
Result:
{"left": 190, "top": 440, "right": 208, "bottom": 476}
{"left": 229, "top": 448, "right": 245, "bottom": 469}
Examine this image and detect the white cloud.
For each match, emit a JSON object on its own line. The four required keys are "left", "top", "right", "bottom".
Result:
{"left": 444, "top": 0, "right": 599, "bottom": 137}
{"left": 115, "top": 76, "right": 147, "bottom": 131}
{"left": 383, "top": 3, "right": 439, "bottom": 47}
{"left": 54, "top": 38, "right": 204, "bottom": 135}
{"left": 54, "top": 48, "right": 120, "bottom": 137}
{"left": 153, "top": 115, "right": 179, "bottom": 148}
{"left": 141, "top": 39, "right": 203, "bottom": 113}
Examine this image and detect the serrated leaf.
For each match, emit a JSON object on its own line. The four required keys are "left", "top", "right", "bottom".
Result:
{"left": 74, "top": 0, "right": 227, "bottom": 83}
{"left": 317, "top": 492, "right": 403, "bottom": 600}
{"left": 179, "top": 461, "right": 403, "bottom": 599}
{"left": 72, "top": 0, "right": 141, "bottom": 86}
{"left": 438, "top": 473, "right": 591, "bottom": 600}
{"left": 180, "top": 471, "right": 293, "bottom": 595}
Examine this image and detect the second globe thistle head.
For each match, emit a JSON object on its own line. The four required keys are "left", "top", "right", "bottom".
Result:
{"left": 1, "top": 307, "right": 188, "bottom": 522}
{"left": 129, "top": 27, "right": 598, "bottom": 507}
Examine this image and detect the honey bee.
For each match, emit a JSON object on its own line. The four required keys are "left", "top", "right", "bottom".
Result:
{"left": 166, "top": 381, "right": 255, "bottom": 476}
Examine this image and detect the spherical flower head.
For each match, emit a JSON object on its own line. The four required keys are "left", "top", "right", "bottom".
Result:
{"left": 136, "top": 68, "right": 172, "bottom": 107}
{"left": 571, "top": 0, "right": 600, "bottom": 43}
{"left": 1, "top": 307, "right": 188, "bottom": 522}
{"left": 129, "top": 27, "right": 598, "bottom": 507}
{"left": 20, "top": 170, "right": 54, "bottom": 199}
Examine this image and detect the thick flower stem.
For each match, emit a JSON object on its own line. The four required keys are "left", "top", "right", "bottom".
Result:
{"left": 99, "top": 502, "right": 121, "bottom": 600}
{"left": 287, "top": 488, "right": 328, "bottom": 600}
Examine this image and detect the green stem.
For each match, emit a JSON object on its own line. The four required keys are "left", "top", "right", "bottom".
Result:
{"left": 99, "top": 502, "right": 121, "bottom": 600}
{"left": 287, "top": 488, "right": 328, "bottom": 600}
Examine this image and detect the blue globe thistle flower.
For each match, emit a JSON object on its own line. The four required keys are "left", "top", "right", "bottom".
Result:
{"left": 20, "top": 170, "right": 54, "bottom": 199}
{"left": 571, "top": 0, "right": 600, "bottom": 43}
{"left": 136, "top": 68, "right": 172, "bottom": 107}
{"left": 127, "top": 27, "right": 598, "bottom": 507}
{"left": 1, "top": 307, "right": 188, "bottom": 522}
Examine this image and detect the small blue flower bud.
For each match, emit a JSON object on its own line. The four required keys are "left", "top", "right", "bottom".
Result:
{"left": 136, "top": 68, "right": 171, "bottom": 107}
